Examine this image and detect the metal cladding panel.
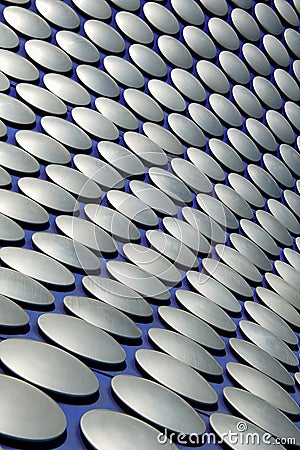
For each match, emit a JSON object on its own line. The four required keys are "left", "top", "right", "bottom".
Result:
{"left": 0, "top": 0, "right": 299, "bottom": 449}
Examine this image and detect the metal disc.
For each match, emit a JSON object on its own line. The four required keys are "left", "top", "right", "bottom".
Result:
{"left": 18, "top": 177, "right": 79, "bottom": 215}
{"left": 45, "top": 164, "right": 102, "bottom": 203}
{"left": 135, "top": 349, "right": 218, "bottom": 406}
{"left": 215, "top": 244, "right": 262, "bottom": 284}
{"left": 202, "top": 258, "right": 253, "bottom": 298}
{"left": 223, "top": 387, "right": 300, "bottom": 445}
{"left": 0, "top": 247, "right": 75, "bottom": 288}
{"left": 56, "top": 215, "right": 117, "bottom": 256}
{"left": 80, "top": 409, "right": 178, "bottom": 450}
{"left": 146, "top": 229, "right": 198, "bottom": 272}
{"left": 182, "top": 206, "right": 226, "bottom": 245}
{"left": 0, "top": 294, "right": 29, "bottom": 329}
{"left": 106, "top": 260, "right": 170, "bottom": 303}
{"left": 130, "top": 180, "right": 177, "bottom": 217}
{"left": 123, "top": 243, "right": 182, "bottom": 286}
{"left": 38, "top": 313, "right": 125, "bottom": 366}
{"left": 84, "top": 203, "right": 141, "bottom": 243}
{"left": 111, "top": 375, "right": 206, "bottom": 437}
{"left": 3, "top": 6, "right": 51, "bottom": 39}
{"left": 0, "top": 374, "right": 66, "bottom": 442}
{"left": 239, "top": 320, "right": 298, "bottom": 368}
{"left": 210, "top": 413, "right": 285, "bottom": 450}
{"left": 15, "top": 130, "right": 71, "bottom": 165}
{"left": 0, "top": 189, "right": 49, "bottom": 226}
{"left": 229, "top": 338, "right": 295, "bottom": 387}
{"left": 82, "top": 275, "right": 153, "bottom": 319}
{"left": 148, "top": 327, "right": 223, "bottom": 377}
{"left": 175, "top": 289, "right": 236, "bottom": 334}
{"left": 244, "top": 300, "right": 298, "bottom": 346}
{"left": 32, "top": 231, "right": 101, "bottom": 273}
{"left": 64, "top": 295, "right": 142, "bottom": 341}
{"left": 0, "top": 338, "right": 99, "bottom": 397}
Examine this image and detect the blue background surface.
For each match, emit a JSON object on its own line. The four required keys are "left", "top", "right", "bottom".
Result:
{"left": 0, "top": 0, "right": 299, "bottom": 448}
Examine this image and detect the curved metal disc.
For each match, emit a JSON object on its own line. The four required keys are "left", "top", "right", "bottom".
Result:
{"left": 82, "top": 275, "right": 153, "bottom": 319}
{"left": 38, "top": 313, "right": 126, "bottom": 366}
{"left": 0, "top": 338, "right": 99, "bottom": 397}
{"left": 80, "top": 409, "right": 178, "bottom": 450}
{"left": 0, "top": 374, "right": 66, "bottom": 442}
{"left": 111, "top": 375, "right": 206, "bottom": 437}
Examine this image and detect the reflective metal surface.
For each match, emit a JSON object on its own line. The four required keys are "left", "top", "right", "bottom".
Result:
{"left": 16, "top": 83, "right": 67, "bottom": 116}
{"left": 107, "top": 260, "right": 170, "bottom": 302}
{"left": 143, "top": 122, "right": 184, "bottom": 156}
{"left": 123, "top": 243, "right": 182, "bottom": 286}
{"left": 82, "top": 275, "right": 153, "bottom": 319}
{"left": 0, "top": 189, "right": 49, "bottom": 226}
{"left": 99, "top": 141, "right": 144, "bottom": 177}
{"left": 107, "top": 190, "right": 158, "bottom": 228}
{"left": 135, "top": 349, "right": 218, "bottom": 406}
{"left": 0, "top": 142, "right": 39, "bottom": 175}
{"left": 175, "top": 289, "right": 236, "bottom": 334}
{"left": 0, "top": 49, "right": 39, "bottom": 81}
{"left": 0, "top": 94, "right": 36, "bottom": 126}
{"left": 25, "top": 40, "right": 73, "bottom": 73}
{"left": 74, "top": 154, "right": 124, "bottom": 190}
{"left": 18, "top": 177, "right": 79, "bottom": 215}
{"left": 76, "top": 64, "right": 120, "bottom": 97}
{"left": 203, "top": 258, "right": 253, "bottom": 298}
{"left": 36, "top": 0, "right": 80, "bottom": 29}
{"left": 43, "top": 74, "right": 91, "bottom": 106}
{"left": 124, "top": 132, "right": 168, "bottom": 167}
{"left": 64, "top": 295, "right": 142, "bottom": 340}
{"left": 80, "top": 410, "right": 178, "bottom": 450}
{"left": 111, "top": 375, "right": 206, "bottom": 437}
{"left": 157, "top": 35, "right": 193, "bottom": 70}
{"left": 210, "top": 413, "right": 285, "bottom": 450}
{"left": 187, "top": 271, "right": 242, "bottom": 314}
{"left": 0, "top": 338, "right": 99, "bottom": 397}
{"left": 130, "top": 180, "right": 177, "bottom": 217}
{"left": 15, "top": 130, "right": 71, "bottom": 165}
{"left": 0, "top": 294, "right": 29, "bottom": 329}
{"left": 215, "top": 244, "right": 262, "bottom": 284}
{"left": 0, "top": 1, "right": 299, "bottom": 448}
{"left": 95, "top": 97, "right": 138, "bottom": 131}
{"left": 41, "top": 116, "right": 92, "bottom": 150}
{"left": 46, "top": 164, "right": 102, "bottom": 203}
{"left": 146, "top": 229, "right": 198, "bottom": 272}
{"left": 56, "top": 215, "right": 117, "bottom": 256}
{"left": 143, "top": 2, "right": 179, "bottom": 35}
{"left": 208, "top": 18, "right": 239, "bottom": 51}
{"left": 32, "top": 231, "right": 101, "bottom": 273}
{"left": 148, "top": 328, "right": 223, "bottom": 377}
{"left": 4, "top": 6, "right": 51, "bottom": 39}
{"left": 84, "top": 203, "right": 140, "bottom": 243}
{"left": 240, "top": 320, "right": 298, "bottom": 367}
{"left": 158, "top": 305, "right": 225, "bottom": 352}
{"left": 38, "top": 313, "right": 125, "bottom": 366}
{"left": 183, "top": 26, "right": 216, "bottom": 60}
{"left": 224, "top": 387, "right": 300, "bottom": 445}
{"left": 0, "top": 246, "right": 75, "bottom": 288}
{"left": 182, "top": 206, "right": 226, "bottom": 244}
{"left": 56, "top": 31, "right": 99, "bottom": 64}
{"left": 196, "top": 61, "right": 230, "bottom": 94}
{"left": 0, "top": 375, "right": 66, "bottom": 442}
{"left": 229, "top": 338, "right": 295, "bottom": 387}
{"left": 244, "top": 300, "right": 298, "bottom": 346}
{"left": 103, "top": 55, "right": 144, "bottom": 89}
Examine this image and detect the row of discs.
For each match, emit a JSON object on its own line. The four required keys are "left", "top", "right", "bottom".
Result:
{"left": 0, "top": 0, "right": 299, "bottom": 449}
